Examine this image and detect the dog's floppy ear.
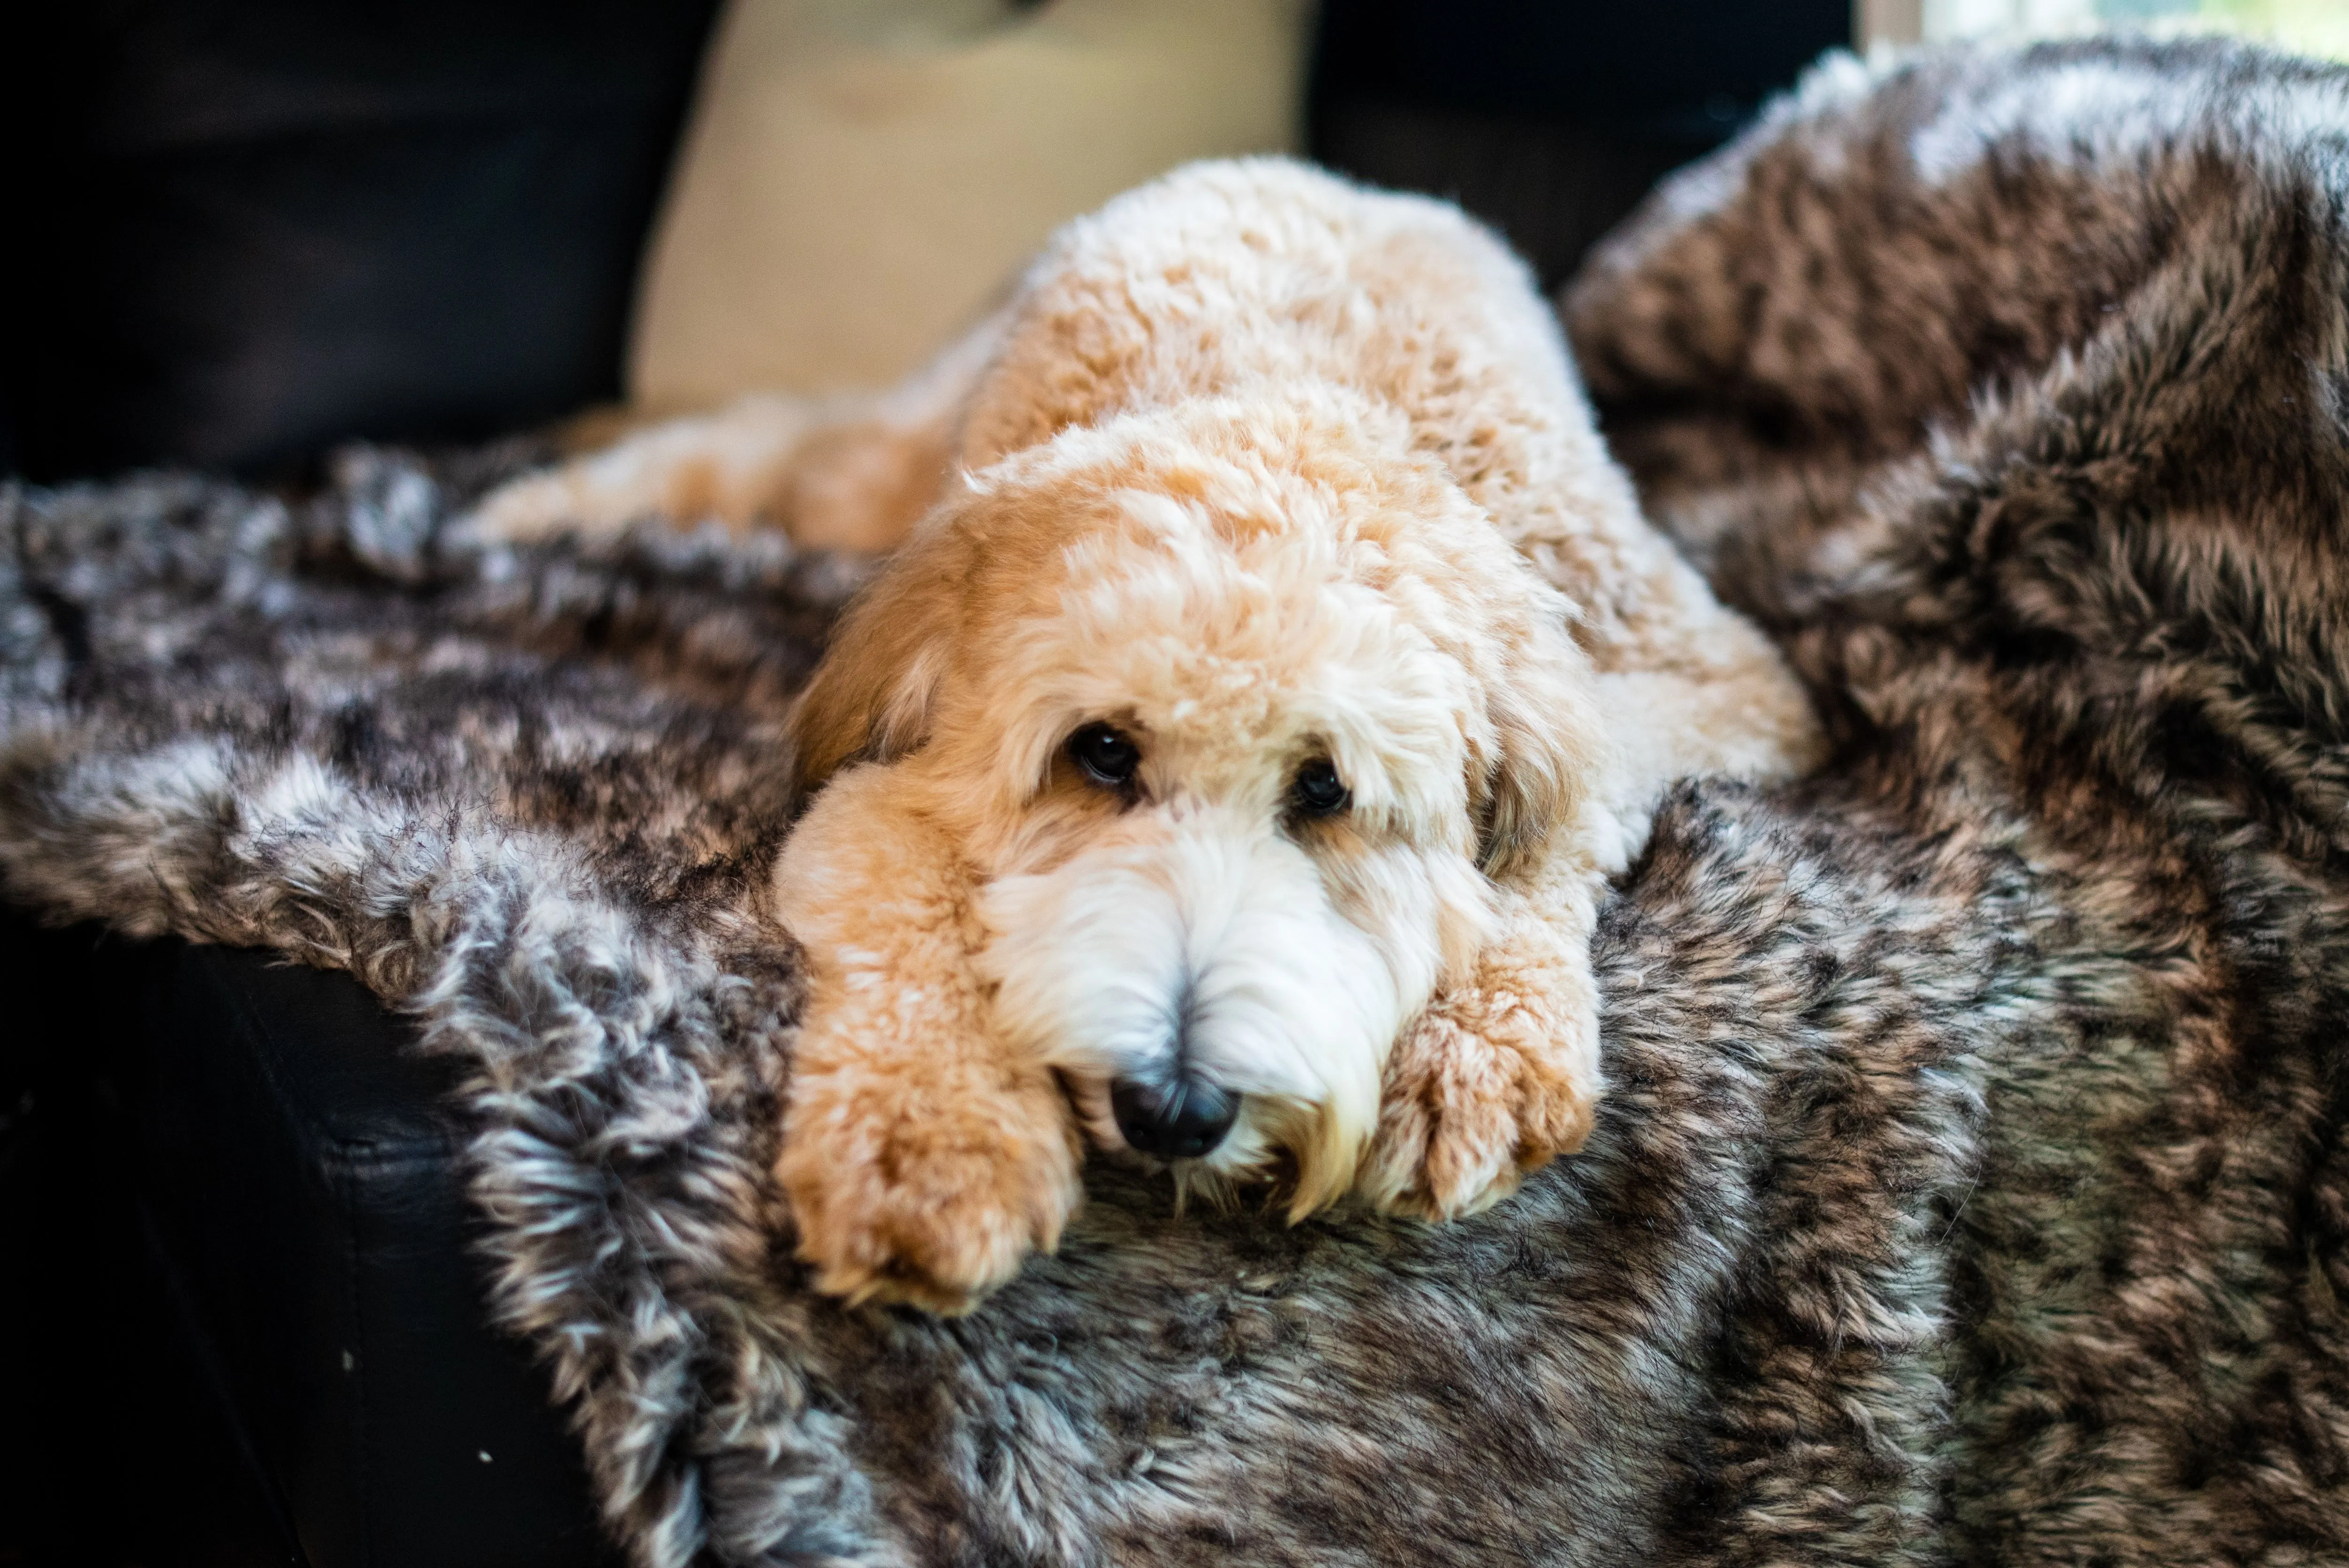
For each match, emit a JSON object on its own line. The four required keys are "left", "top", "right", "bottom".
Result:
{"left": 1473, "top": 630, "right": 1604, "bottom": 883}
{"left": 789, "top": 528, "right": 964, "bottom": 797}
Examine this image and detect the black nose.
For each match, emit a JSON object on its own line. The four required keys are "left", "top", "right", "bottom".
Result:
{"left": 1110, "top": 1076, "right": 1238, "bottom": 1160}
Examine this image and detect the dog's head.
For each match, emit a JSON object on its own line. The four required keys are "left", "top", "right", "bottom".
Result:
{"left": 788, "top": 391, "right": 1607, "bottom": 1211}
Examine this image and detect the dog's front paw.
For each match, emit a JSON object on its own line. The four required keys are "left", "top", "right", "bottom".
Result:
{"left": 777, "top": 1061, "right": 1084, "bottom": 1314}
{"left": 1358, "top": 936, "right": 1601, "bottom": 1221}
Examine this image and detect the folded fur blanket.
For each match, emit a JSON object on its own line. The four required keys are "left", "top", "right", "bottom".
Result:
{"left": 7, "top": 37, "right": 2349, "bottom": 1567}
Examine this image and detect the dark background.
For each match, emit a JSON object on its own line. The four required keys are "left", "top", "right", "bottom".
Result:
{"left": 0, "top": 4, "right": 1848, "bottom": 1564}
{"left": 0, "top": 0, "right": 723, "bottom": 484}
{"left": 0, "top": 0, "right": 1848, "bottom": 484}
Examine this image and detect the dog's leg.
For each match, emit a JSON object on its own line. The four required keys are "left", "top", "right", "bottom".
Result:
{"left": 1359, "top": 641, "right": 1816, "bottom": 1221}
{"left": 1358, "top": 857, "right": 1605, "bottom": 1221}
{"left": 468, "top": 308, "right": 1006, "bottom": 552}
{"left": 466, "top": 393, "right": 950, "bottom": 552}
{"left": 768, "top": 761, "right": 1083, "bottom": 1312}
{"left": 469, "top": 394, "right": 804, "bottom": 544}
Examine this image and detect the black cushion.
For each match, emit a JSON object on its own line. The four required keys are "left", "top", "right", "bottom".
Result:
{"left": 136, "top": 939, "right": 619, "bottom": 1567}
{"left": 1, "top": 0, "right": 721, "bottom": 481}
{"left": 0, "top": 909, "right": 617, "bottom": 1568}
{"left": 1308, "top": 0, "right": 1850, "bottom": 286}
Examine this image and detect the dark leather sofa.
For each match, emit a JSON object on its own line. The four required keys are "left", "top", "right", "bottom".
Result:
{"left": 0, "top": 4, "right": 1845, "bottom": 1563}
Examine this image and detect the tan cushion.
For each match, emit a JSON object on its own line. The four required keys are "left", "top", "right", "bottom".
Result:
{"left": 626, "top": 0, "right": 1313, "bottom": 411}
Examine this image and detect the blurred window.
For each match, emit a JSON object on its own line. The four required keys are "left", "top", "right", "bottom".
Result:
{"left": 1862, "top": 0, "right": 2349, "bottom": 59}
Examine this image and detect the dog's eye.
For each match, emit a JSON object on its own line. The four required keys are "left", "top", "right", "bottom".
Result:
{"left": 1290, "top": 758, "right": 1350, "bottom": 817}
{"left": 1069, "top": 723, "right": 1141, "bottom": 788}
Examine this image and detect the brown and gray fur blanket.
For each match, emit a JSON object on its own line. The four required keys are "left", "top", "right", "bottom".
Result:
{"left": 8, "top": 37, "right": 2349, "bottom": 1567}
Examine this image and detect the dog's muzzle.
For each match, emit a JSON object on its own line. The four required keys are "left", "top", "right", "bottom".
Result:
{"left": 1110, "top": 1073, "right": 1238, "bottom": 1159}
{"left": 980, "top": 802, "right": 1412, "bottom": 1181}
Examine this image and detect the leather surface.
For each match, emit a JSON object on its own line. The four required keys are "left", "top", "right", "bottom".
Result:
{"left": 2, "top": 0, "right": 721, "bottom": 481}
{"left": 1312, "top": 0, "right": 1851, "bottom": 136}
{"left": 0, "top": 914, "right": 299, "bottom": 1567}
{"left": 124, "top": 940, "right": 620, "bottom": 1568}
{"left": 1307, "top": 0, "right": 1851, "bottom": 287}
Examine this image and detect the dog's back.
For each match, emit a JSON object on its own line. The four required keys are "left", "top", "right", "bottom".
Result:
{"left": 961, "top": 161, "right": 1812, "bottom": 765}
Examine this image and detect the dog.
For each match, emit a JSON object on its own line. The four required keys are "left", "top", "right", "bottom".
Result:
{"left": 475, "top": 158, "right": 1821, "bottom": 1312}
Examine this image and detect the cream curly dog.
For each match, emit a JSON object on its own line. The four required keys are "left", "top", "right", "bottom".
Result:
{"left": 477, "top": 158, "right": 1820, "bottom": 1312}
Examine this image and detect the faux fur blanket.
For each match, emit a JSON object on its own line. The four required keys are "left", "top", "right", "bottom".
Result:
{"left": 7, "top": 37, "right": 2349, "bottom": 1567}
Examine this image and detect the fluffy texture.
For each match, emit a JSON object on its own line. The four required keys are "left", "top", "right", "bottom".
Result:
{"left": 3, "top": 35, "right": 2349, "bottom": 1568}
{"left": 480, "top": 158, "right": 1819, "bottom": 1310}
